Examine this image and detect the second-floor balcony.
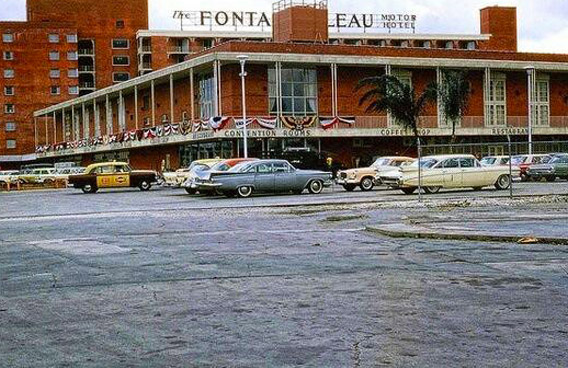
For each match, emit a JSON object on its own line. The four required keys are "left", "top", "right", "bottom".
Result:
{"left": 168, "top": 46, "right": 191, "bottom": 54}
{"left": 79, "top": 82, "right": 95, "bottom": 89}
{"left": 139, "top": 62, "right": 152, "bottom": 70}
{"left": 79, "top": 65, "right": 95, "bottom": 73}
{"left": 78, "top": 49, "right": 94, "bottom": 56}
{"left": 138, "top": 45, "right": 152, "bottom": 53}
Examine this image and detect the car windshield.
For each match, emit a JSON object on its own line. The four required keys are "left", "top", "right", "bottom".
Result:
{"left": 511, "top": 156, "right": 526, "bottom": 165}
{"left": 410, "top": 158, "right": 439, "bottom": 168}
{"left": 210, "top": 161, "right": 233, "bottom": 172}
{"left": 189, "top": 164, "right": 210, "bottom": 173}
{"left": 481, "top": 157, "right": 496, "bottom": 165}
{"left": 229, "top": 162, "right": 253, "bottom": 172}
{"left": 371, "top": 158, "right": 390, "bottom": 167}
{"left": 540, "top": 156, "right": 552, "bottom": 164}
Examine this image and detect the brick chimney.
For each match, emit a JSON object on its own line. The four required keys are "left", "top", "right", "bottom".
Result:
{"left": 479, "top": 6, "right": 517, "bottom": 52}
{"left": 272, "top": 0, "right": 329, "bottom": 43}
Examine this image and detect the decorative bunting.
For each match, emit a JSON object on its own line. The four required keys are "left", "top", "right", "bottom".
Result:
{"left": 256, "top": 117, "right": 278, "bottom": 129}
{"left": 143, "top": 127, "right": 157, "bottom": 139}
{"left": 281, "top": 116, "right": 317, "bottom": 131}
{"left": 208, "top": 116, "right": 231, "bottom": 131}
{"left": 180, "top": 121, "right": 191, "bottom": 135}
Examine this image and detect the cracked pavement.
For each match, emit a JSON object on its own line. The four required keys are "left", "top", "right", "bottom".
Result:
{"left": 1, "top": 187, "right": 568, "bottom": 367}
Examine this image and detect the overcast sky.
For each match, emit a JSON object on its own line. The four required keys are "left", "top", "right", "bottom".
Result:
{"left": 2, "top": 0, "right": 567, "bottom": 53}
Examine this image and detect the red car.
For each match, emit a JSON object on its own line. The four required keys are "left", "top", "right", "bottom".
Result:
{"left": 182, "top": 158, "right": 258, "bottom": 194}
{"left": 512, "top": 154, "right": 551, "bottom": 181}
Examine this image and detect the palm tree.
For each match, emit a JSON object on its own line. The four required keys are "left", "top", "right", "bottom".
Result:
{"left": 437, "top": 70, "right": 471, "bottom": 145}
{"left": 356, "top": 74, "right": 437, "bottom": 139}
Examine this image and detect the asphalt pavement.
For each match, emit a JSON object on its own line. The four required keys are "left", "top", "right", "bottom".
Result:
{"left": 1, "top": 183, "right": 568, "bottom": 367}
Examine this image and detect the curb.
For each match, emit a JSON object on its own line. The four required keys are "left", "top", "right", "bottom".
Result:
{"left": 366, "top": 224, "right": 568, "bottom": 245}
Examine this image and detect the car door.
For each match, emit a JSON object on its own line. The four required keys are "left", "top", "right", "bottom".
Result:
{"left": 96, "top": 165, "right": 116, "bottom": 188}
{"left": 459, "top": 157, "right": 481, "bottom": 187}
{"left": 556, "top": 157, "right": 568, "bottom": 177}
{"left": 273, "top": 162, "right": 296, "bottom": 192}
{"left": 112, "top": 165, "right": 131, "bottom": 187}
{"left": 254, "top": 163, "right": 275, "bottom": 192}
{"left": 441, "top": 158, "right": 462, "bottom": 187}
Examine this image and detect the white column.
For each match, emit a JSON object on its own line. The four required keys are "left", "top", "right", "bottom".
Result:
{"left": 276, "top": 61, "right": 282, "bottom": 128}
{"left": 106, "top": 95, "right": 113, "bottom": 135}
{"left": 170, "top": 73, "right": 175, "bottom": 123}
{"left": 44, "top": 115, "right": 48, "bottom": 145}
{"left": 71, "top": 107, "right": 76, "bottom": 140}
{"left": 436, "top": 67, "right": 442, "bottom": 127}
{"left": 217, "top": 61, "right": 222, "bottom": 116}
{"left": 134, "top": 85, "right": 139, "bottom": 129}
{"left": 82, "top": 103, "right": 89, "bottom": 139}
{"left": 483, "top": 67, "right": 490, "bottom": 128}
{"left": 119, "top": 90, "right": 125, "bottom": 131}
{"left": 53, "top": 111, "right": 57, "bottom": 144}
{"left": 190, "top": 68, "right": 195, "bottom": 121}
{"left": 213, "top": 60, "right": 219, "bottom": 117}
{"left": 151, "top": 80, "right": 156, "bottom": 126}
{"left": 94, "top": 100, "right": 101, "bottom": 137}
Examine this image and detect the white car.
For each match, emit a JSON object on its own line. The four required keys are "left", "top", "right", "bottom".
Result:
{"left": 18, "top": 167, "right": 57, "bottom": 184}
{"left": 0, "top": 170, "right": 20, "bottom": 185}
{"left": 380, "top": 154, "right": 518, "bottom": 195}
{"left": 480, "top": 156, "right": 511, "bottom": 166}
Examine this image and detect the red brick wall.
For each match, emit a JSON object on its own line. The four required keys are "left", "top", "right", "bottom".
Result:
{"left": 550, "top": 74, "right": 568, "bottom": 122}
{"left": 273, "top": 6, "right": 329, "bottom": 43}
{"left": 479, "top": 7, "right": 517, "bottom": 52}
{"left": 0, "top": 22, "right": 79, "bottom": 156}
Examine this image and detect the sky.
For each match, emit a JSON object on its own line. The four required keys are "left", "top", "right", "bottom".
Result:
{"left": 2, "top": 0, "right": 568, "bottom": 53}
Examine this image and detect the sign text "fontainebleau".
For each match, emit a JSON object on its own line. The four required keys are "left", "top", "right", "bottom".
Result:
{"left": 173, "top": 11, "right": 271, "bottom": 28}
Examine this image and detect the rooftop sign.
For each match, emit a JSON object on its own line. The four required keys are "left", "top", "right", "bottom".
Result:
{"left": 173, "top": 10, "right": 417, "bottom": 33}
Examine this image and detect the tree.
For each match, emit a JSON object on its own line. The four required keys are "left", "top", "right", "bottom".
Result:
{"left": 438, "top": 70, "right": 471, "bottom": 145}
{"left": 356, "top": 74, "right": 437, "bottom": 139}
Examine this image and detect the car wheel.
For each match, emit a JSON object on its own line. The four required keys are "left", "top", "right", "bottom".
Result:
{"left": 360, "top": 177, "right": 374, "bottom": 191}
{"left": 401, "top": 187, "right": 416, "bottom": 195}
{"left": 184, "top": 187, "right": 196, "bottom": 195}
{"left": 139, "top": 180, "right": 151, "bottom": 191}
{"left": 495, "top": 174, "right": 511, "bottom": 190}
{"left": 308, "top": 180, "right": 324, "bottom": 194}
{"left": 343, "top": 184, "right": 356, "bottom": 192}
{"left": 545, "top": 176, "right": 556, "bottom": 182}
{"left": 82, "top": 184, "right": 97, "bottom": 194}
{"left": 237, "top": 186, "right": 253, "bottom": 198}
{"left": 424, "top": 186, "right": 441, "bottom": 194}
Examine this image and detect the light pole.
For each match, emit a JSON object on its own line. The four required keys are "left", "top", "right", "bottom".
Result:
{"left": 237, "top": 55, "right": 249, "bottom": 158}
{"left": 524, "top": 66, "right": 535, "bottom": 155}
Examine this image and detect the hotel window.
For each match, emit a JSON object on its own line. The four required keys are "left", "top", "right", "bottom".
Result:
{"left": 532, "top": 76, "right": 550, "bottom": 127}
{"left": 48, "top": 34, "right": 60, "bottom": 43}
{"left": 68, "top": 68, "right": 79, "bottom": 78}
{"left": 199, "top": 75, "right": 215, "bottom": 119}
{"left": 3, "top": 51, "right": 14, "bottom": 60}
{"left": 4, "top": 69, "right": 15, "bottom": 78}
{"left": 445, "top": 41, "right": 454, "bottom": 49}
{"left": 49, "top": 51, "right": 60, "bottom": 60}
{"left": 113, "top": 72, "right": 130, "bottom": 83}
{"left": 4, "top": 86, "right": 14, "bottom": 95}
{"left": 467, "top": 41, "right": 476, "bottom": 50}
{"left": 421, "top": 41, "right": 431, "bottom": 49}
{"left": 67, "top": 51, "right": 78, "bottom": 60}
{"left": 6, "top": 139, "right": 16, "bottom": 149}
{"left": 116, "top": 20, "right": 125, "bottom": 29}
{"left": 112, "top": 56, "right": 129, "bottom": 66}
{"left": 50, "top": 86, "right": 61, "bottom": 95}
{"left": 2, "top": 33, "right": 14, "bottom": 43}
{"left": 50, "top": 69, "right": 60, "bottom": 78}
{"left": 485, "top": 73, "right": 506, "bottom": 127}
{"left": 202, "top": 39, "right": 213, "bottom": 49}
{"left": 112, "top": 39, "right": 129, "bottom": 49}
{"left": 5, "top": 104, "right": 15, "bottom": 114}
{"left": 69, "top": 86, "right": 79, "bottom": 95}
{"left": 5, "top": 122, "right": 16, "bottom": 132}
{"left": 268, "top": 67, "right": 317, "bottom": 116}
{"left": 66, "top": 34, "right": 78, "bottom": 43}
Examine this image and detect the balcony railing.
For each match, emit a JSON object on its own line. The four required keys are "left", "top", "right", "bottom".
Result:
{"left": 139, "top": 62, "right": 152, "bottom": 70}
{"left": 79, "top": 65, "right": 94, "bottom": 72}
{"left": 78, "top": 49, "right": 94, "bottom": 55}
{"left": 139, "top": 45, "right": 152, "bottom": 53}
{"left": 79, "top": 82, "right": 95, "bottom": 89}
{"left": 168, "top": 46, "right": 191, "bottom": 54}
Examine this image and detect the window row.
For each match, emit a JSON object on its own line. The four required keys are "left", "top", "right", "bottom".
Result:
{"left": 2, "top": 121, "right": 16, "bottom": 132}
{"left": 50, "top": 69, "right": 79, "bottom": 78}
{"left": 48, "top": 51, "right": 78, "bottom": 61}
{"left": 3, "top": 33, "right": 77, "bottom": 44}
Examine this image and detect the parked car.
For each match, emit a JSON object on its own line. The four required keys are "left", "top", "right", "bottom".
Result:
{"left": 526, "top": 154, "right": 568, "bottom": 182}
{"left": 162, "top": 159, "right": 222, "bottom": 187}
{"left": 380, "top": 154, "right": 517, "bottom": 195}
{"left": 18, "top": 167, "right": 57, "bottom": 184}
{"left": 194, "top": 159, "right": 333, "bottom": 198}
{"left": 0, "top": 170, "right": 19, "bottom": 185}
{"left": 480, "top": 155, "right": 511, "bottom": 166}
{"left": 54, "top": 167, "right": 86, "bottom": 181}
{"left": 336, "top": 156, "right": 414, "bottom": 192}
{"left": 511, "top": 154, "right": 551, "bottom": 181}
{"left": 183, "top": 158, "right": 258, "bottom": 195}
{"left": 68, "top": 162, "right": 159, "bottom": 193}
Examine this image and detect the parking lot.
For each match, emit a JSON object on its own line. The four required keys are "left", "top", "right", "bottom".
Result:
{"left": 1, "top": 183, "right": 568, "bottom": 366}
